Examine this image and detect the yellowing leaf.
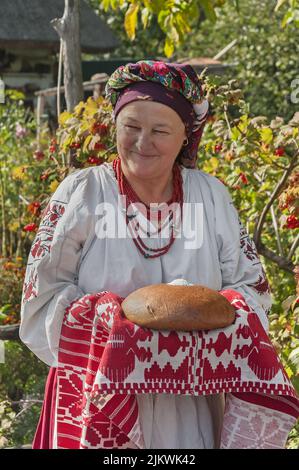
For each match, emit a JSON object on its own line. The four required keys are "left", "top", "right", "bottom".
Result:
{"left": 164, "top": 36, "right": 174, "bottom": 58}
{"left": 124, "top": 3, "right": 139, "bottom": 40}
{"left": 8, "top": 221, "right": 19, "bottom": 232}
{"left": 210, "top": 157, "right": 219, "bottom": 170}
{"left": 85, "top": 97, "right": 98, "bottom": 116}
{"left": 107, "top": 153, "right": 118, "bottom": 162}
{"left": 101, "top": 0, "right": 111, "bottom": 12}
{"left": 175, "top": 13, "right": 191, "bottom": 37}
{"left": 74, "top": 101, "right": 85, "bottom": 116}
{"left": 49, "top": 180, "right": 59, "bottom": 193}
{"left": 169, "top": 25, "right": 179, "bottom": 43}
{"left": 83, "top": 135, "right": 93, "bottom": 152}
{"left": 58, "top": 111, "right": 72, "bottom": 126}
{"left": 12, "top": 166, "right": 29, "bottom": 180}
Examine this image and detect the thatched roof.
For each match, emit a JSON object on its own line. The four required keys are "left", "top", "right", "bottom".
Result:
{"left": 0, "top": 0, "right": 119, "bottom": 53}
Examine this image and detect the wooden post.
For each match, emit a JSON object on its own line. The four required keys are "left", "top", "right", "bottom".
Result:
{"left": 0, "top": 324, "right": 20, "bottom": 340}
{"left": 51, "top": 0, "right": 84, "bottom": 113}
{"left": 36, "top": 95, "right": 45, "bottom": 148}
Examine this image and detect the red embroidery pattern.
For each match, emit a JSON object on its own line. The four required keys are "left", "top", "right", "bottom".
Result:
{"left": 22, "top": 199, "right": 67, "bottom": 304}
{"left": 221, "top": 394, "right": 296, "bottom": 449}
{"left": 55, "top": 289, "right": 299, "bottom": 449}
{"left": 31, "top": 201, "right": 66, "bottom": 260}
{"left": 22, "top": 264, "right": 38, "bottom": 303}
{"left": 238, "top": 218, "right": 271, "bottom": 296}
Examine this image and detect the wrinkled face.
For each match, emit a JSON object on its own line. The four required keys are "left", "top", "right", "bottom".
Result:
{"left": 115, "top": 100, "right": 186, "bottom": 179}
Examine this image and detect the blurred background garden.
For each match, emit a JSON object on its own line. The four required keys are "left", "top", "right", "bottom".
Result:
{"left": 0, "top": 0, "right": 298, "bottom": 448}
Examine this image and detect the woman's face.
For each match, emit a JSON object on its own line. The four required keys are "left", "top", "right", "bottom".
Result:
{"left": 115, "top": 100, "right": 186, "bottom": 180}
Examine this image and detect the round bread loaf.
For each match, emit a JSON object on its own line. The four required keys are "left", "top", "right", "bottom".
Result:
{"left": 121, "top": 284, "right": 235, "bottom": 331}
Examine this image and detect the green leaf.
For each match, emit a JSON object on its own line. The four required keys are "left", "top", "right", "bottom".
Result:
{"left": 275, "top": 0, "right": 288, "bottom": 12}
{"left": 0, "top": 304, "right": 12, "bottom": 314}
{"left": 141, "top": 7, "right": 151, "bottom": 28}
{"left": 282, "top": 295, "right": 296, "bottom": 311}
{"left": 111, "top": 0, "right": 120, "bottom": 9}
{"left": 175, "top": 13, "right": 191, "bottom": 35}
{"left": 281, "top": 10, "right": 294, "bottom": 27}
{"left": 144, "top": 0, "right": 165, "bottom": 15}
{"left": 157, "top": 10, "right": 170, "bottom": 34}
{"left": 259, "top": 127, "right": 273, "bottom": 144}
{"left": 100, "top": 0, "right": 112, "bottom": 12}
{"left": 200, "top": 0, "right": 217, "bottom": 22}
{"left": 291, "top": 375, "right": 299, "bottom": 396}
{"left": 288, "top": 347, "right": 299, "bottom": 373}
{"left": 231, "top": 126, "right": 241, "bottom": 141}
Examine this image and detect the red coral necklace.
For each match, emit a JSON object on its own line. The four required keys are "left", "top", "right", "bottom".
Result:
{"left": 112, "top": 156, "right": 183, "bottom": 259}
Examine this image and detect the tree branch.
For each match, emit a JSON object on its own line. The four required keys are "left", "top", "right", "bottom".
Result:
{"left": 270, "top": 204, "right": 284, "bottom": 257}
{"left": 253, "top": 156, "right": 298, "bottom": 251}
{"left": 288, "top": 233, "right": 299, "bottom": 261}
{"left": 257, "top": 243, "right": 295, "bottom": 273}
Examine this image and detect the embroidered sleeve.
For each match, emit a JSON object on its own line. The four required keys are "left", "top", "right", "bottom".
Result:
{"left": 20, "top": 170, "right": 90, "bottom": 366}
{"left": 212, "top": 178, "right": 272, "bottom": 332}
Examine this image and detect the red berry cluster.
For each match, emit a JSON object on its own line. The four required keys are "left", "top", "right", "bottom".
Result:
{"left": 70, "top": 142, "right": 81, "bottom": 149}
{"left": 283, "top": 215, "right": 299, "bottom": 230}
{"left": 23, "top": 222, "right": 38, "bottom": 232}
{"left": 214, "top": 143, "right": 223, "bottom": 153}
{"left": 94, "top": 142, "right": 106, "bottom": 151}
{"left": 33, "top": 150, "right": 45, "bottom": 161}
{"left": 91, "top": 122, "right": 108, "bottom": 136}
{"left": 233, "top": 172, "right": 249, "bottom": 190}
{"left": 275, "top": 147, "right": 285, "bottom": 157}
{"left": 87, "top": 155, "right": 104, "bottom": 165}
{"left": 239, "top": 172, "right": 249, "bottom": 184}
{"left": 49, "top": 138, "right": 58, "bottom": 154}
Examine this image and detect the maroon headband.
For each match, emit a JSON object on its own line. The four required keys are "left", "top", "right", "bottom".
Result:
{"left": 113, "top": 81, "right": 196, "bottom": 137}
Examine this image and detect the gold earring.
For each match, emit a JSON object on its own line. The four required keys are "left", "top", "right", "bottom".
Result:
{"left": 183, "top": 137, "right": 189, "bottom": 146}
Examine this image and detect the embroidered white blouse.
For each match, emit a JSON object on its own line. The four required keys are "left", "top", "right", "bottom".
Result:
{"left": 19, "top": 161, "right": 272, "bottom": 449}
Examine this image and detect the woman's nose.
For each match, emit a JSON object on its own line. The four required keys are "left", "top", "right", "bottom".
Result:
{"left": 135, "top": 131, "right": 154, "bottom": 151}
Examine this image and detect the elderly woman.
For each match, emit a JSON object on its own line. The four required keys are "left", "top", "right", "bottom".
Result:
{"left": 19, "top": 61, "right": 298, "bottom": 449}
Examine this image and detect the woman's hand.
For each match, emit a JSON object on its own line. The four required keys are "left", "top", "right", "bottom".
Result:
{"left": 121, "top": 284, "right": 235, "bottom": 331}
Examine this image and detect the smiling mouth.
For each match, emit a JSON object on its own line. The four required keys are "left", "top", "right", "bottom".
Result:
{"left": 132, "top": 151, "right": 158, "bottom": 158}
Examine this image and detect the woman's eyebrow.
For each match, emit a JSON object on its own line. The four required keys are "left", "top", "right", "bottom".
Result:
{"left": 125, "top": 117, "right": 171, "bottom": 128}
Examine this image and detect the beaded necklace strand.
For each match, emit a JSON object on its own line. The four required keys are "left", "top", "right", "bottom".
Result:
{"left": 112, "top": 156, "right": 183, "bottom": 259}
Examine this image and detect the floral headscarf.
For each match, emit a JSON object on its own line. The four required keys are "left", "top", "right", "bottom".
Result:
{"left": 105, "top": 60, "right": 209, "bottom": 168}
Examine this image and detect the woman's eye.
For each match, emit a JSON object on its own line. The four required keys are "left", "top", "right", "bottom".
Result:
{"left": 124, "top": 125, "right": 168, "bottom": 134}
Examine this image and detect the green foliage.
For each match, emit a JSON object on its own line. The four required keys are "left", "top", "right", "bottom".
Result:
{"left": 177, "top": 0, "right": 299, "bottom": 122}
{"left": 98, "top": 0, "right": 213, "bottom": 57}
{"left": 275, "top": 0, "right": 299, "bottom": 27}
{"left": 0, "top": 342, "right": 48, "bottom": 448}
{"left": 0, "top": 258, "right": 25, "bottom": 325}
